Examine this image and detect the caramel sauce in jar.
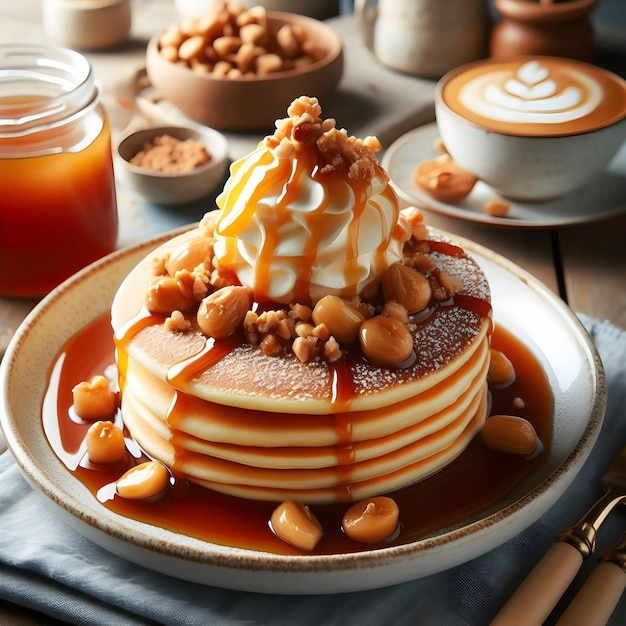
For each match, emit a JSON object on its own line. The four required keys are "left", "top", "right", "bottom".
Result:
{"left": 42, "top": 313, "right": 552, "bottom": 556}
{"left": 0, "top": 46, "right": 118, "bottom": 297}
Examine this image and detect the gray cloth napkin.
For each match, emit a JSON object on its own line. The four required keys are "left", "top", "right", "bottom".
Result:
{"left": 1, "top": 313, "right": 625, "bottom": 626}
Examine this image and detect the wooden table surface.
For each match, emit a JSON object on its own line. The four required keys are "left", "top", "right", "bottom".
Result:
{"left": 0, "top": 1, "right": 625, "bottom": 623}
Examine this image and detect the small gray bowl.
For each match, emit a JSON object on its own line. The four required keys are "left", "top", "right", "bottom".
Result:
{"left": 116, "top": 125, "right": 229, "bottom": 205}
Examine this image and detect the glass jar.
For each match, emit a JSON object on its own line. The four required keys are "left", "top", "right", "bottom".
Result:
{"left": 0, "top": 45, "right": 118, "bottom": 297}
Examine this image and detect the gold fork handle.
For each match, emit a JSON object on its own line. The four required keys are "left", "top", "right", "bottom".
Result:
{"left": 555, "top": 561, "right": 626, "bottom": 626}
{"left": 491, "top": 542, "right": 583, "bottom": 626}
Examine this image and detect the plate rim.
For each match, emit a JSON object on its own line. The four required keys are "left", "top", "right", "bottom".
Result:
{"left": 0, "top": 228, "right": 607, "bottom": 593}
{"left": 383, "top": 122, "right": 626, "bottom": 229}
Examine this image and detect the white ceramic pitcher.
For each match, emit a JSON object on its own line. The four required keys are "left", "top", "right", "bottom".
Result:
{"left": 355, "top": 0, "right": 489, "bottom": 78}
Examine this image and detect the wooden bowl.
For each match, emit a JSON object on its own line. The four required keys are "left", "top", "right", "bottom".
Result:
{"left": 145, "top": 11, "right": 344, "bottom": 132}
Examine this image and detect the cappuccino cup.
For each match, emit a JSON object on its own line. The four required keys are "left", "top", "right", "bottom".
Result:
{"left": 435, "top": 56, "right": 626, "bottom": 201}
{"left": 355, "top": 0, "right": 488, "bottom": 78}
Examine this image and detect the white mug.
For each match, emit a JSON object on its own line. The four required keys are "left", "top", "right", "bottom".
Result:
{"left": 355, "top": 0, "right": 489, "bottom": 78}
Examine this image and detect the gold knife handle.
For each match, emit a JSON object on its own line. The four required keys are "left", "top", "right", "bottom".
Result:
{"left": 555, "top": 561, "right": 626, "bottom": 626}
{"left": 491, "top": 542, "right": 584, "bottom": 626}
{"left": 491, "top": 492, "right": 626, "bottom": 625}
{"left": 556, "top": 532, "right": 626, "bottom": 626}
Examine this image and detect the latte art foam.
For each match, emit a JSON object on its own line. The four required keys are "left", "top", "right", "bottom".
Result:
{"left": 442, "top": 57, "right": 626, "bottom": 137}
{"left": 463, "top": 61, "right": 601, "bottom": 125}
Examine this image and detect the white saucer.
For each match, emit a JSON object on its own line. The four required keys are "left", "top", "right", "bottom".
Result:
{"left": 383, "top": 123, "right": 626, "bottom": 229}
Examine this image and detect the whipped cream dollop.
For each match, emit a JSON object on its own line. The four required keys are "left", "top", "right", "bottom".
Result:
{"left": 459, "top": 60, "right": 602, "bottom": 125}
{"left": 213, "top": 97, "right": 404, "bottom": 304}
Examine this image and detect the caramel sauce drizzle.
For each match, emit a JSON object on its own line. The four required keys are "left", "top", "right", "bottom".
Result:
{"left": 166, "top": 334, "right": 242, "bottom": 390}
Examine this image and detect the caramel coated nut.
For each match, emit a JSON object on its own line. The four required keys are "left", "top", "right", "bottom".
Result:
{"left": 488, "top": 348, "right": 516, "bottom": 386}
{"left": 145, "top": 275, "right": 196, "bottom": 314}
{"left": 482, "top": 415, "right": 538, "bottom": 456}
{"left": 86, "top": 420, "right": 126, "bottom": 465}
{"left": 381, "top": 301, "right": 409, "bottom": 323}
{"left": 311, "top": 295, "right": 366, "bottom": 344}
{"left": 165, "top": 236, "right": 212, "bottom": 276}
{"left": 359, "top": 316, "right": 414, "bottom": 366}
{"left": 271, "top": 500, "right": 323, "bottom": 551}
{"left": 197, "top": 285, "right": 252, "bottom": 339}
{"left": 382, "top": 262, "right": 432, "bottom": 313}
{"left": 413, "top": 154, "right": 478, "bottom": 203}
{"left": 483, "top": 199, "right": 511, "bottom": 218}
{"left": 116, "top": 461, "right": 170, "bottom": 500}
{"left": 72, "top": 375, "right": 116, "bottom": 421}
{"left": 342, "top": 496, "right": 399, "bottom": 544}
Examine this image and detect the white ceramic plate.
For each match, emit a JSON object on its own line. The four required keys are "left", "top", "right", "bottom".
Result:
{"left": 0, "top": 229, "right": 605, "bottom": 594}
{"left": 383, "top": 123, "right": 626, "bottom": 228}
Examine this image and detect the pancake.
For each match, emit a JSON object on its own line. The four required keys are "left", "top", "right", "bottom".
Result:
{"left": 111, "top": 96, "right": 493, "bottom": 503}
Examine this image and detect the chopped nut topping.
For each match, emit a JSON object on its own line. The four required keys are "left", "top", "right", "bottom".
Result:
{"left": 265, "top": 96, "right": 382, "bottom": 182}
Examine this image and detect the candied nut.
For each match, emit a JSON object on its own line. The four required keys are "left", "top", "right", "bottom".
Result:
{"left": 399, "top": 206, "right": 426, "bottom": 237}
{"left": 312, "top": 323, "right": 330, "bottom": 341}
{"left": 159, "top": 45, "right": 179, "bottom": 63}
{"left": 482, "top": 415, "right": 538, "bottom": 456}
{"left": 213, "top": 60, "right": 233, "bottom": 77}
{"left": 197, "top": 285, "right": 251, "bottom": 339}
{"left": 382, "top": 263, "right": 432, "bottom": 313}
{"left": 72, "top": 375, "right": 116, "bottom": 421}
{"left": 381, "top": 301, "right": 409, "bottom": 323}
{"left": 413, "top": 154, "right": 478, "bottom": 203}
{"left": 412, "top": 252, "right": 436, "bottom": 273}
{"left": 256, "top": 53, "right": 283, "bottom": 74}
{"left": 275, "top": 318, "right": 294, "bottom": 340}
{"left": 292, "top": 335, "right": 319, "bottom": 362}
{"left": 235, "top": 41, "right": 257, "bottom": 73}
{"left": 213, "top": 35, "right": 242, "bottom": 57}
{"left": 295, "top": 322, "right": 315, "bottom": 337}
{"left": 276, "top": 24, "right": 300, "bottom": 58}
{"left": 290, "top": 302, "right": 312, "bottom": 323}
{"left": 488, "top": 349, "right": 516, "bottom": 386}
{"left": 311, "top": 295, "right": 365, "bottom": 344}
{"left": 238, "top": 5, "right": 267, "bottom": 26}
{"left": 323, "top": 336, "right": 342, "bottom": 362}
{"left": 484, "top": 199, "right": 511, "bottom": 218}
{"left": 271, "top": 500, "right": 323, "bottom": 551}
{"left": 436, "top": 268, "right": 462, "bottom": 297}
{"left": 239, "top": 22, "right": 265, "bottom": 45}
{"left": 427, "top": 272, "right": 449, "bottom": 302}
{"left": 178, "top": 35, "right": 205, "bottom": 61}
{"left": 359, "top": 316, "right": 414, "bottom": 366}
{"left": 342, "top": 496, "right": 399, "bottom": 544}
{"left": 145, "top": 275, "right": 195, "bottom": 314}
{"left": 260, "top": 333, "right": 283, "bottom": 356}
{"left": 86, "top": 421, "right": 126, "bottom": 464}
{"left": 116, "top": 461, "right": 170, "bottom": 500}
{"left": 165, "top": 236, "right": 212, "bottom": 275}
{"left": 159, "top": 25, "right": 184, "bottom": 48}
{"left": 164, "top": 310, "right": 192, "bottom": 332}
